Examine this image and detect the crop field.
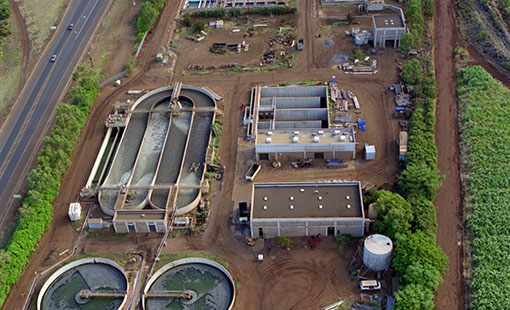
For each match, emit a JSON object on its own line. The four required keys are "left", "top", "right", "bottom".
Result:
{"left": 457, "top": 65, "right": 510, "bottom": 309}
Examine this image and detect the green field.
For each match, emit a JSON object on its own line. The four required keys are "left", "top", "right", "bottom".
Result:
{"left": 457, "top": 65, "right": 510, "bottom": 309}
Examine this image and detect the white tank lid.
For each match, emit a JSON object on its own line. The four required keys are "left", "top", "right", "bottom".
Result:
{"left": 364, "top": 234, "right": 393, "bottom": 255}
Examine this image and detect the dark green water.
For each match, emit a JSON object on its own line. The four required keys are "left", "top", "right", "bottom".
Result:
{"left": 41, "top": 263, "right": 126, "bottom": 310}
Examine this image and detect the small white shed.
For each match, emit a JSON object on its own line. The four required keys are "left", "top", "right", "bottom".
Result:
{"left": 68, "top": 203, "right": 82, "bottom": 221}
{"left": 365, "top": 144, "right": 376, "bottom": 160}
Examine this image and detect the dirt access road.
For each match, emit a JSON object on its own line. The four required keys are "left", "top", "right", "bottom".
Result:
{"left": 434, "top": 0, "right": 464, "bottom": 308}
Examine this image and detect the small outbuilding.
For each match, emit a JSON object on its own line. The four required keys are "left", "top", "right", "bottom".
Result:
{"left": 68, "top": 203, "right": 82, "bottom": 222}
{"left": 365, "top": 144, "right": 376, "bottom": 160}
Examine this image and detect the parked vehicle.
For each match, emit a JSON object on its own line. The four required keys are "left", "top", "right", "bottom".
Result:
{"left": 239, "top": 202, "right": 250, "bottom": 223}
{"left": 360, "top": 280, "right": 381, "bottom": 291}
{"left": 245, "top": 163, "right": 261, "bottom": 181}
{"left": 297, "top": 38, "right": 304, "bottom": 50}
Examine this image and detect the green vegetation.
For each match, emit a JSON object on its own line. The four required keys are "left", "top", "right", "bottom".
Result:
{"left": 321, "top": 21, "right": 347, "bottom": 29}
{"left": 191, "top": 8, "right": 226, "bottom": 18}
{"left": 277, "top": 236, "right": 291, "bottom": 248}
{"left": 457, "top": 65, "right": 510, "bottom": 309}
{"left": 136, "top": 0, "right": 167, "bottom": 38}
{"left": 244, "top": 6, "right": 296, "bottom": 15}
{"left": 192, "top": 19, "right": 206, "bottom": 33}
{"left": 0, "top": 0, "right": 11, "bottom": 50}
{"left": 346, "top": 11, "right": 354, "bottom": 24}
{"left": 0, "top": 64, "right": 102, "bottom": 308}
{"left": 229, "top": 9, "right": 241, "bottom": 18}
{"left": 189, "top": 6, "right": 295, "bottom": 19}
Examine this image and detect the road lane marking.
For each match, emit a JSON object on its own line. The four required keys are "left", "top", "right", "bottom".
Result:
{"left": 0, "top": 0, "right": 96, "bottom": 180}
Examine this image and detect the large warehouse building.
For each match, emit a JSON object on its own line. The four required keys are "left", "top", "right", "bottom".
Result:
{"left": 245, "top": 85, "right": 356, "bottom": 161}
{"left": 250, "top": 182, "right": 366, "bottom": 238}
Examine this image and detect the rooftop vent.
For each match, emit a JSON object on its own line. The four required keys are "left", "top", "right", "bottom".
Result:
{"left": 299, "top": 188, "right": 305, "bottom": 192}
{"left": 267, "top": 131, "right": 273, "bottom": 136}
{"left": 141, "top": 214, "right": 145, "bottom": 218}
{"left": 313, "top": 136, "right": 320, "bottom": 143}
{"left": 318, "top": 130, "right": 324, "bottom": 135}
{"left": 266, "top": 137, "right": 272, "bottom": 143}
{"left": 289, "top": 196, "right": 294, "bottom": 201}
{"left": 340, "top": 136, "right": 346, "bottom": 142}
{"left": 318, "top": 204, "right": 323, "bottom": 209}
{"left": 289, "top": 205, "right": 294, "bottom": 210}
{"left": 263, "top": 196, "right": 268, "bottom": 201}
{"left": 347, "top": 204, "right": 351, "bottom": 209}
{"left": 292, "top": 136, "right": 299, "bottom": 143}
{"left": 314, "top": 190, "right": 319, "bottom": 194}
{"left": 346, "top": 195, "right": 350, "bottom": 200}
{"left": 318, "top": 196, "right": 323, "bottom": 201}
{"left": 293, "top": 131, "right": 300, "bottom": 135}
{"left": 263, "top": 205, "right": 268, "bottom": 210}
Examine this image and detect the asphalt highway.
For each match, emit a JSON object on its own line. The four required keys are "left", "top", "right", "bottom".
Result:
{"left": 0, "top": 0, "right": 111, "bottom": 229}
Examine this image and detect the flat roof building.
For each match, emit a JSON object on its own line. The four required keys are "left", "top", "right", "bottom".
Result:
{"left": 371, "top": 11, "right": 406, "bottom": 48}
{"left": 250, "top": 182, "right": 365, "bottom": 238}
{"left": 245, "top": 85, "right": 356, "bottom": 161}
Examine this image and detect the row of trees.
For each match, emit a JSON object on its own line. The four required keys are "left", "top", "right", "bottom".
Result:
{"left": 136, "top": 0, "right": 167, "bottom": 40}
{"left": 372, "top": 0, "right": 449, "bottom": 309}
{"left": 190, "top": 5, "right": 296, "bottom": 18}
{"left": 0, "top": 0, "right": 11, "bottom": 55}
{"left": 0, "top": 65, "right": 102, "bottom": 308}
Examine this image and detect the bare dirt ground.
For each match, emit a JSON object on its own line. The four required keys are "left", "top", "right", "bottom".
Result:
{"left": 5, "top": 0, "right": 405, "bottom": 309}
{"left": 88, "top": 0, "right": 140, "bottom": 77}
{"left": 433, "top": 1, "right": 464, "bottom": 309}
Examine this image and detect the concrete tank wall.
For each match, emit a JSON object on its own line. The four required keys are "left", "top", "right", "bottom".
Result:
{"left": 260, "top": 86, "right": 327, "bottom": 98}
{"left": 275, "top": 97, "right": 321, "bottom": 108}
{"left": 37, "top": 258, "right": 129, "bottom": 310}
{"left": 275, "top": 109, "right": 328, "bottom": 121}
{"left": 363, "top": 234, "right": 393, "bottom": 271}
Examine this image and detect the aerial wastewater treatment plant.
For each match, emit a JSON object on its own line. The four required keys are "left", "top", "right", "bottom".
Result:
{"left": 81, "top": 83, "right": 218, "bottom": 233}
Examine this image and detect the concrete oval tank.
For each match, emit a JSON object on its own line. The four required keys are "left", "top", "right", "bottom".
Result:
{"left": 363, "top": 234, "right": 393, "bottom": 271}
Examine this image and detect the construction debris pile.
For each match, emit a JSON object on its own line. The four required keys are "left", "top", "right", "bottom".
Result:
{"left": 330, "top": 82, "right": 360, "bottom": 114}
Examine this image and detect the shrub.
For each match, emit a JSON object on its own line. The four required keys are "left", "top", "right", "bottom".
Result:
{"left": 277, "top": 236, "right": 291, "bottom": 248}
{"left": 192, "top": 20, "right": 206, "bottom": 33}
{"left": 229, "top": 9, "right": 241, "bottom": 18}
{"left": 191, "top": 8, "right": 225, "bottom": 18}
{"left": 180, "top": 15, "right": 192, "bottom": 27}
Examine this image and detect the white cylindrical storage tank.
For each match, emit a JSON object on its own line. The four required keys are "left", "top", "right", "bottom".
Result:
{"left": 363, "top": 234, "right": 393, "bottom": 271}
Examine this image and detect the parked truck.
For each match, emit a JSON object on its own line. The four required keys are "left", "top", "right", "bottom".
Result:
{"left": 239, "top": 202, "right": 250, "bottom": 223}
{"left": 398, "top": 131, "right": 408, "bottom": 162}
{"left": 245, "top": 163, "right": 261, "bottom": 181}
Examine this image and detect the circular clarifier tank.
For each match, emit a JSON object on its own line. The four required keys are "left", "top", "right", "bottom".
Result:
{"left": 37, "top": 258, "right": 128, "bottom": 310}
{"left": 144, "top": 258, "right": 235, "bottom": 310}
